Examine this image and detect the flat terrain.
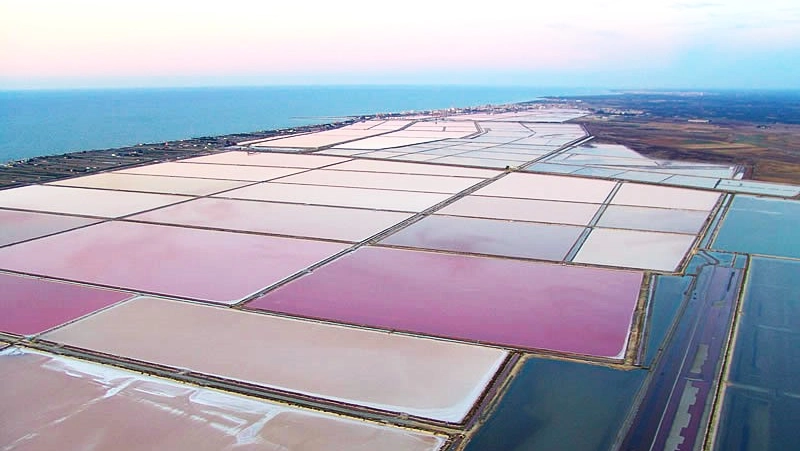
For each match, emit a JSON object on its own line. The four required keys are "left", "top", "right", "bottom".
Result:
{"left": 581, "top": 118, "right": 800, "bottom": 184}
{"left": 4, "top": 100, "right": 800, "bottom": 450}
{"left": 542, "top": 91, "right": 800, "bottom": 185}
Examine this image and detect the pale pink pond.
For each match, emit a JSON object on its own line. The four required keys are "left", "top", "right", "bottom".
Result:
{"left": 427, "top": 156, "right": 523, "bottom": 169}
{"left": 474, "top": 173, "right": 617, "bottom": 203}
{"left": 179, "top": 151, "right": 348, "bottom": 168}
{"left": 0, "top": 209, "right": 100, "bottom": 247}
{"left": 381, "top": 215, "right": 583, "bottom": 261}
{"left": 597, "top": 205, "right": 711, "bottom": 234}
{"left": 0, "top": 185, "right": 188, "bottom": 218}
{"left": 41, "top": 297, "right": 507, "bottom": 423}
{"left": 217, "top": 182, "right": 450, "bottom": 212}
{"left": 611, "top": 183, "right": 720, "bottom": 211}
{"left": 325, "top": 159, "right": 499, "bottom": 178}
{"left": 332, "top": 136, "right": 443, "bottom": 150}
{"left": 278, "top": 169, "right": 483, "bottom": 193}
{"left": 573, "top": 228, "right": 697, "bottom": 271}
{"left": 0, "top": 348, "right": 445, "bottom": 450}
{"left": 117, "top": 162, "right": 304, "bottom": 182}
{"left": 129, "top": 197, "right": 412, "bottom": 242}
{"left": 438, "top": 195, "right": 601, "bottom": 225}
{"left": 253, "top": 130, "right": 381, "bottom": 149}
{"left": 49, "top": 173, "right": 248, "bottom": 196}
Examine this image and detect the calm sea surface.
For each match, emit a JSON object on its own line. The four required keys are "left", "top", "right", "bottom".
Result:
{"left": 0, "top": 85, "right": 598, "bottom": 162}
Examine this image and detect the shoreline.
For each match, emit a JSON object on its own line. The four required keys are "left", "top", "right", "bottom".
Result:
{"left": 0, "top": 101, "right": 557, "bottom": 190}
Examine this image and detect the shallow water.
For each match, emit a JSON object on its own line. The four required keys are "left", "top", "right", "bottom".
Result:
{"left": 643, "top": 275, "right": 692, "bottom": 367}
{"left": 715, "top": 256, "right": 800, "bottom": 450}
{"left": 0, "top": 86, "right": 594, "bottom": 162}
{"left": 465, "top": 357, "right": 644, "bottom": 451}
{"left": 713, "top": 196, "right": 800, "bottom": 259}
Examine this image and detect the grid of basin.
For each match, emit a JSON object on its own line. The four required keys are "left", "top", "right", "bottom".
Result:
{"left": 528, "top": 142, "right": 800, "bottom": 197}
{"left": 3, "top": 124, "right": 792, "bottom": 450}
{"left": 318, "top": 121, "right": 587, "bottom": 169}
{"left": 0, "top": 152, "right": 507, "bottom": 447}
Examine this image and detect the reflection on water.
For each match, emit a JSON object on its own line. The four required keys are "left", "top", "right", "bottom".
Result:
{"left": 466, "top": 358, "right": 644, "bottom": 451}
{"left": 714, "top": 257, "right": 800, "bottom": 450}
{"left": 713, "top": 196, "right": 800, "bottom": 259}
{"left": 643, "top": 275, "right": 692, "bottom": 367}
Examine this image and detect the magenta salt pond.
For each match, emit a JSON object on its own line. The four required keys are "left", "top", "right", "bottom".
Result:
{"left": 0, "top": 273, "right": 132, "bottom": 335}
{"left": 248, "top": 247, "right": 643, "bottom": 359}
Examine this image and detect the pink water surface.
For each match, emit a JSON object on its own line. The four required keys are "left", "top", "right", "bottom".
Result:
{"left": 249, "top": 247, "right": 643, "bottom": 358}
{"left": 0, "top": 273, "right": 131, "bottom": 335}
{"left": 0, "top": 221, "right": 348, "bottom": 304}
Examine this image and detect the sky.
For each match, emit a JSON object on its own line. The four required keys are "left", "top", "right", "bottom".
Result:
{"left": 1, "top": 0, "right": 799, "bottom": 89}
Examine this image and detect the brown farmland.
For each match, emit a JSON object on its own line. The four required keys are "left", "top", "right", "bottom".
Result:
{"left": 577, "top": 117, "right": 800, "bottom": 185}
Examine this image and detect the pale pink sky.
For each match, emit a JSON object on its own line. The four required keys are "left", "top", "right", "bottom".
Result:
{"left": 1, "top": 0, "right": 799, "bottom": 88}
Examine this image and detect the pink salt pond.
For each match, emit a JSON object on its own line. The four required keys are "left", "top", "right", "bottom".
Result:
{"left": 48, "top": 173, "right": 250, "bottom": 196}
{"left": 324, "top": 159, "right": 498, "bottom": 178}
{"left": 611, "top": 183, "right": 721, "bottom": 211}
{"left": 0, "top": 348, "right": 445, "bottom": 451}
{"left": 0, "top": 209, "right": 100, "bottom": 247}
{"left": 0, "top": 221, "right": 348, "bottom": 304}
{"left": 248, "top": 247, "right": 644, "bottom": 359}
{"left": 380, "top": 215, "right": 584, "bottom": 261}
{"left": 437, "top": 195, "right": 601, "bottom": 225}
{"left": 0, "top": 185, "right": 188, "bottom": 218}
{"left": 277, "top": 169, "right": 484, "bottom": 193}
{"left": 179, "top": 151, "right": 348, "bottom": 168}
{"left": 0, "top": 273, "right": 132, "bottom": 335}
{"left": 573, "top": 228, "right": 696, "bottom": 272}
{"left": 128, "top": 197, "right": 413, "bottom": 242}
{"left": 473, "top": 173, "right": 617, "bottom": 203}
{"left": 116, "top": 162, "right": 305, "bottom": 182}
{"left": 41, "top": 297, "right": 507, "bottom": 423}
{"left": 217, "top": 182, "right": 451, "bottom": 212}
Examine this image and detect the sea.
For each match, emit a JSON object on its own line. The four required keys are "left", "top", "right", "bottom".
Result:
{"left": 0, "top": 85, "right": 600, "bottom": 163}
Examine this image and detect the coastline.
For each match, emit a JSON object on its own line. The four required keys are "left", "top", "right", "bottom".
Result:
{"left": 0, "top": 119, "right": 354, "bottom": 190}
{"left": 0, "top": 102, "right": 548, "bottom": 190}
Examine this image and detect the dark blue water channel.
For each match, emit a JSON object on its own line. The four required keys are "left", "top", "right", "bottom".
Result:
{"left": 714, "top": 256, "right": 800, "bottom": 450}
{"left": 465, "top": 357, "right": 645, "bottom": 451}
{"left": 620, "top": 251, "right": 745, "bottom": 451}
{"left": 642, "top": 275, "right": 692, "bottom": 367}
